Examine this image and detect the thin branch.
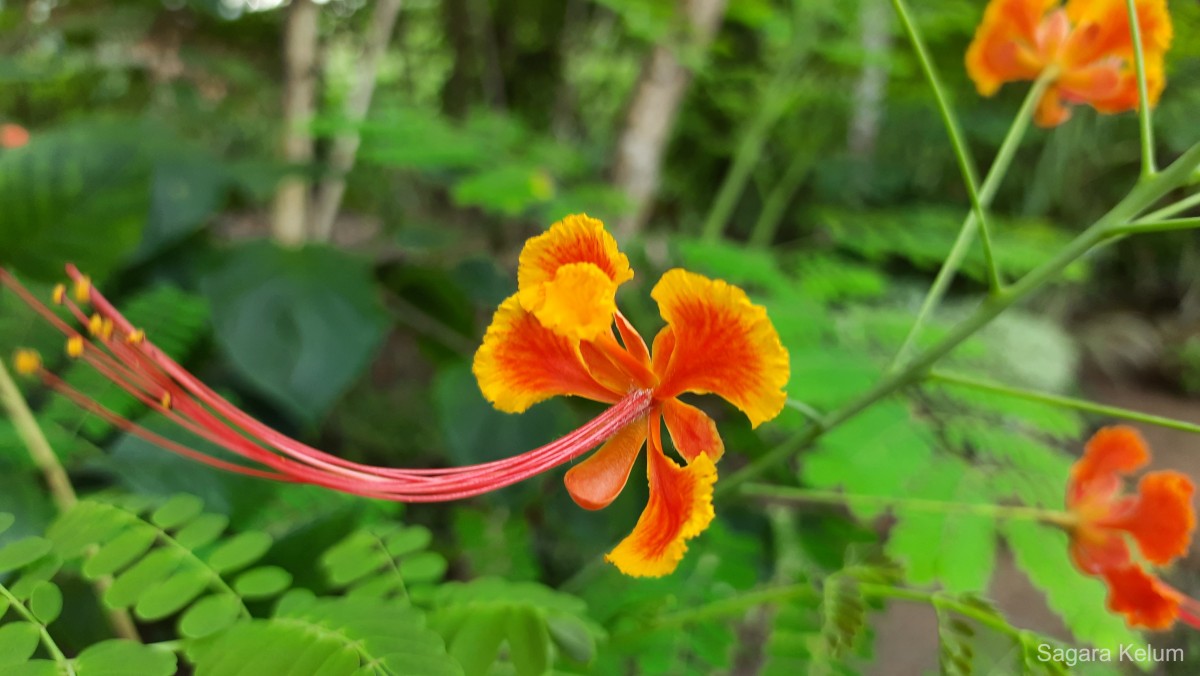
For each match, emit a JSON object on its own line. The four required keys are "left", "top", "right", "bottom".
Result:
{"left": 311, "top": 0, "right": 404, "bottom": 242}
{"left": 1105, "top": 216, "right": 1200, "bottom": 238}
{"left": 740, "top": 483, "right": 1074, "bottom": 526}
{"left": 928, "top": 369, "right": 1200, "bottom": 435}
{"left": 1124, "top": 0, "right": 1156, "bottom": 178}
{"left": 888, "top": 76, "right": 1050, "bottom": 371}
{"left": 889, "top": 0, "right": 1001, "bottom": 293}
{"left": 0, "top": 358, "right": 141, "bottom": 641}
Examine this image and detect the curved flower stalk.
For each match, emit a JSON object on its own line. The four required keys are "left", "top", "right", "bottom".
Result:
{"left": 0, "top": 266, "right": 653, "bottom": 502}
{"left": 473, "top": 214, "right": 790, "bottom": 576}
{"left": 966, "top": 0, "right": 1173, "bottom": 127}
{"left": 1066, "top": 426, "right": 1200, "bottom": 629}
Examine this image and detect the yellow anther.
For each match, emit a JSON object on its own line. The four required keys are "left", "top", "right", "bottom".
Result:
{"left": 73, "top": 276, "right": 91, "bottom": 303}
{"left": 88, "top": 314, "right": 104, "bottom": 336}
{"left": 13, "top": 349, "right": 42, "bottom": 375}
{"left": 126, "top": 329, "right": 146, "bottom": 345}
{"left": 100, "top": 318, "right": 115, "bottom": 341}
{"left": 160, "top": 392, "right": 173, "bottom": 410}
{"left": 51, "top": 284, "right": 66, "bottom": 305}
{"left": 66, "top": 336, "right": 84, "bottom": 358}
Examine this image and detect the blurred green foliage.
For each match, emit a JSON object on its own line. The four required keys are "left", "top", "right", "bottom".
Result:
{"left": 1, "top": 0, "right": 1199, "bottom": 673}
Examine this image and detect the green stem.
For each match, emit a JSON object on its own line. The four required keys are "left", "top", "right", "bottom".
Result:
{"left": 0, "top": 359, "right": 141, "bottom": 641}
{"left": 928, "top": 369, "right": 1200, "bottom": 435}
{"left": 1104, "top": 217, "right": 1200, "bottom": 238}
{"left": 1124, "top": 0, "right": 1156, "bottom": 177}
{"left": 700, "top": 65, "right": 807, "bottom": 243}
{"left": 785, "top": 399, "right": 827, "bottom": 428}
{"left": 889, "top": 76, "right": 1050, "bottom": 371}
{"left": 1138, "top": 191, "right": 1200, "bottom": 222}
{"left": 748, "top": 143, "right": 819, "bottom": 248}
{"left": 855, "top": 583, "right": 1066, "bottom": 649}
{"left": 720, "top": 140, "right": 1200, "bottom": 494}
{"left": 0, "top": 583, "right": 76, "bottom": 676}
{"left": 610, "top": 582, "right": 817, "bottom": 641}
{"left": 0, "top": 358, "right": 77, "bottom": 511}
{"left": 889, "top": 0, "right": 1000, "bottom": 293}
{"left": 740, "top": 484, "right": 1075, "bottom": 526}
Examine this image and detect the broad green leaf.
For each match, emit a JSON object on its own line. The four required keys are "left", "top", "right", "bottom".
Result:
{"left": 135, "top": 569, "right": 211, "bottom": 620}
{"left": 10, "top": 556, "right": 63, "bottom": 600}
{"left": 200, "top": 242, "right": 390, "bottom": 423}
{"left": 886, "top": 461, "right": 997, "bottom": 594}
{"left": 449, "top": 611, "right": 507, "bottom": 676}
{"left": 179, "top": 594, "right": 243, "bottom": 639}
{"left": 0, "top": 537, "right": 52, "bottom": 573}
{"left": 6, "top": 660, "right": 59, "bottom": 676}
{"left": 105, "top": 548, "right": 184, "bottom": 609}
{"left": 546, "top": 615, "right": 596, "bottom": 665}
{"left": 173, "top": 514, "right": 230, "bottom": 550}
{"left": 0, "top": 122, "right": 153, "bottom": 280}
{"left": 0, "top": 622, "right": 40, "bottom": 666}
{"left": 84, "top": 527, "right": 157, "bottom": 579}
{"left": 151, "top": 495, "right": 205, "bottom": 531}
{"left": 233, "top": 566, "right": 292, "bottom": 599}
{"left": 206, "top": 532, "right": 272, "bottom": 574}
{"left": 385, "top": 527, "right": 432, "bottom": 558}
{"left": 75, "top": 639, "right": 177, "bottom": 676}
{"left": 28, "top": 582, "right": 62, "bottom": 624}
{"left": 399, "top": 552, "right": 449, "bottom": 584}
{"left": 506, "top": 606, "right": 550, "bottom": 676}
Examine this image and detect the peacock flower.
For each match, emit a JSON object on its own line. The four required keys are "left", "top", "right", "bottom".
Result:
{"left": 473, "top": 215, "right": 790, "bottom": 577}
{"left": 965, "top": 0, "right": 1173, "bottom": 127}
{"left": 0, "top": 266, "right": 653, "bottom": 502}
{"left": 1066, "top": 426, "right": 1200, "bottom": 629}
{"left": 0, "top": 123, "right": 29, "bottom": 149}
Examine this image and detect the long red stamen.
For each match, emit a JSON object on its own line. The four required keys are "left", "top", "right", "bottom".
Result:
{"left": 1, "top": 266, "right": 653, "bottom": 502}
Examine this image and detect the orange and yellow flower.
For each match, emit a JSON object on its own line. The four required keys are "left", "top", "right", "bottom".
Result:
{"left": 966, "top": 0, "right": 1173, "bottom": 127}
{"left": 1066, "top": 426, "right": 1200, "bottom": 629}
{"left": 473, "top": 214, "right": 789, "bottom": 577}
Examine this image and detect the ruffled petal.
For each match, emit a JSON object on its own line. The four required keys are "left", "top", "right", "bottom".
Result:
{"left": 1068, "top": 425, "right": 1148, "bottom": 506}
{"left": 517, "top": 214, "right": 634, "bottom": 341}
{"left": 651, "top": 269, "right": 789, "bottom": 428}
{"left": 473, "top": 295, "right": 618, "bottom": 413}
{"left": 661, "top": 398, "right": 724, "bottom": 463}
{"left": 1102, "top": 565, "right": 1180, "bottom": 630}
{"left": 1035, "top": 85, "right": 1073, "bottom": 127}
{"left": 1116, "top": 471, "right": 1196, "bottom": 565}
{"left": 606, "top": 420, "right": 717, "bottom": 577}
{"left": 966, "top": 0, "right": 1058, "bottom": 96}
{"left": 564, "top": 421, "right": 647, "bottom": 510}
{"left": 1070, "top": 526, "right": 1130, "bottom": 574}
{"left": 1064, "top": 0, "right": 1172, "bottom": 67}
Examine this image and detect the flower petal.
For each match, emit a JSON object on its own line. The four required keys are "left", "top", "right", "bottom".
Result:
{"left": 1070, "top": 527, "right": 1130, "bottom": 574}
{"left": 1035, "top": 85, "right": 1073, "bottom": 127}
{"left": 1068, "top": 425, "right": 1148, "bottom": 506}
{"left": 606, "top": 419, "right": 717, "bottom": 577}
{"left": 662, "top": 398, "right": 724, "bottom": 463}
{"left": 564, "top": 421, "right": 647, "bottom": 510}
{"left": 1118, "top": 471, "right": 1196, "bottom": 565}
{"left": 965, "top": 0, "right": 1057, "bottom": 96}
{"left": 473, "top": 295, "right": 618, "bottom": 413}
{"left": 651, "top": 269, "right": 789, "bottom": 428}
{"left": 517, "top": 214, "right": 634, "bottom": 341}
{"left": 1102, "top": 565, "right": 1180, "bottom": 630}
{"left": 1065, "top": 0, "right": 1172, "bottom": 67}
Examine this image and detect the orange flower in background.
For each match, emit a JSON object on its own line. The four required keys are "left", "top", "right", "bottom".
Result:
{"left": 1066, "top": 426, "right": 1200, "bottom": 629}
{"left": 966, "top": 0, "right": 1173, "bottom": 127}
{"left": 473, "top": 214, "right": 789, "bottom": 577}
{"left": 0, "top": 123, "right": 29, "bottom": 149}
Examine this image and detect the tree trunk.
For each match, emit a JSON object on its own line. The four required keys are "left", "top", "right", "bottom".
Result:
{"left": 847, "top": 0, "right": 893, "bottom": 160}
{"left": 311, "top": 0, "right": 404, "bottom": 242}
{"left": 610, "top": 0, "right": 728, "bottom": 240}
{"left": 272, "top": 0, "right": 319, "bottom": 246}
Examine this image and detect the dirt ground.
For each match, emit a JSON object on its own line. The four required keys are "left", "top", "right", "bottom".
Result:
{"left": 869, "top": 377, "right": 1200, "bottom": 675}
